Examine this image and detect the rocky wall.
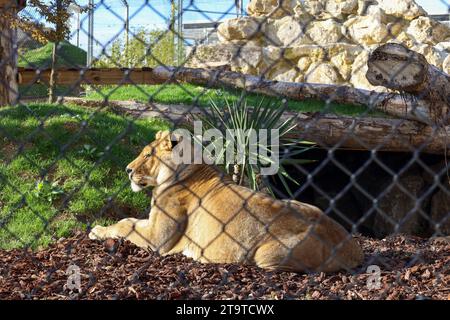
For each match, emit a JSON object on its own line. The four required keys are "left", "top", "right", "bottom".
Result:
{"left": 187, "top": 0, "right": 450, "bottom": 91}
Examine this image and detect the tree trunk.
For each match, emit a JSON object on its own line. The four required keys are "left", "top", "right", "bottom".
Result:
{"left": 48, "top": 41, "right": 58, "bottom": 103}
{"left": 60, "top": 97, "right": 450, "bottom": 156}
{"left": 366, "top": 43, "right": 450, "bottom": 125}
{"left": 0, "top": 6, "right": 18, "bottom": 106}
{"left": 289, "top": 113, "right": 450, "bottom": 156}
{"left": 49, "top": 0, "right": 64, "bottom": 103}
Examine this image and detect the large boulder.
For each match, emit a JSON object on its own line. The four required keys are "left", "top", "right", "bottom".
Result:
{"left": 297, "top": 56, "right": 313, "bottom": 73}
{"left": 305, "top": 62, "right": 343, "bottom": 85}
{"left": 296, "top": 0, "right": 358, "bottom": 20}
{"left": 297, "top": 0, "right": 323, "bottom": 17}
{"left": 328, "top": 44, "right": 363, "bottom": 80}
{"left": 187, "top": 43, "right": 237, "bottom": 68}
{"left": 264, "top": 16, "right": 312, "bottom": 46}
{"left": 343, "top": 15, "right": 389, "bottom": 45}
{"left": 406, "top": 17, "right": 450, "bottom": 46}
{"left": 376, "top": 0, "right": 427, "bottom": 21}
{"left": 261, "top": 45, "right": 284, "bottom": 64}
{"left": 272, "top": 67, "right": 300, "bottom": 82}
{"left": 262, "top": 43, "right": 362, "bottom": 81}
{"left": 410, "top": 44, "right": 447, "bottom": 69}
{"left": 247, "top": 0, "right": 297, "bottom": 18}
{"left": 323, "top": 0, "right": 359, "bottom": 19}
{"left": 283, "top": 44, "right": 326, "bottom": 61}
{"left": 389, "top": 31, "right": 415, "bottom": 48}
{"left": 217, "top": 17, "right": 261, "bottom": 41}
{"left": 307, "top": 19, "right": 348, "bottom": 45}
{"left": 187, "top": 42, "right": 266, "bottom": 73}
{"left": 350, "top": 49, "right": 385, "bottom": 91}
{"left": 231, "top": 45, "right": 264, "bottom": 74}
{"left": 265, "top": 17, "right": 348, "bottom": 47}
{"left": 435, "top": 42, "right": 450, "bottom": 53}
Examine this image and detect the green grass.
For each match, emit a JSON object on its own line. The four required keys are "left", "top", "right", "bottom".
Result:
{"left": 19, "top": 84, "right": 74, "bottom": 99}
{"left": 0, "top": 103, "right": 170, "bottom": 250}
{"left": 18, "top": 41, "right": 87, "bottom": 68}
{"left": 86, "top": 84, "right": 385, "bottom": 117}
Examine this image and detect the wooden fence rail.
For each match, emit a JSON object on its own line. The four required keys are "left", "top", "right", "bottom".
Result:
{"left": 18, "top": 67, "right": 166, "bottom": 86}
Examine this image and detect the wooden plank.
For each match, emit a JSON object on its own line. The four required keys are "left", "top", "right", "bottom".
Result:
{"left": 18, "top": 67, "right": 166, "bottom": 86}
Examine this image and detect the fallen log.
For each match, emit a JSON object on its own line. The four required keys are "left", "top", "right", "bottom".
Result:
{"left": 18, "top": 66, "right": 437, "bottom": 123}
{"left": 61, "top": 97, "right": 450, "bottom": 155}
{"left": 366, "top": 43, "right": 450, "bottom": 125}
{"left": 290, "top": 114, "right": 449, "bottom": 156}
{"left": 151, "top": 66, "right": 437, "bottom": 124}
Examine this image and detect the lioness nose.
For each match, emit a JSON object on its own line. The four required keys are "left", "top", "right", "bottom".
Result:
{"left": 126, "top": 167, "right": 133, "bottom": 174}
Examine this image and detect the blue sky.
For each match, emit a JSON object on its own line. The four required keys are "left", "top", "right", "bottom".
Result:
{"left": 417, "top": 0, "right": 450, "bottom": 13}
{"left": 68, "top": 0, "right": 248, "bottom": 55}
{"left": 29, "top": 0, "right": 450, "bottom": 57}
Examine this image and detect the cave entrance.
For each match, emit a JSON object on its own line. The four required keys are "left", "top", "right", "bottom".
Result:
{"left": 269, "top": 147, "right": 448, "bottom": 238}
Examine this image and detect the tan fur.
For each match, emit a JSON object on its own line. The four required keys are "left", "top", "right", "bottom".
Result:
{"left": 89, "top": 131, "right": 364, "bottom": 272}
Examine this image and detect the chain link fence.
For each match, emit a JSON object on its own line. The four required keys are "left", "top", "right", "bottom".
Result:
{"left": 0, "top": 0, "right": 449, "bottom": 300}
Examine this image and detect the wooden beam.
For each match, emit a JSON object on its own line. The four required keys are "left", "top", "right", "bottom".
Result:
{"left": 18, "top": 67, "right": 166, "bottom": 86}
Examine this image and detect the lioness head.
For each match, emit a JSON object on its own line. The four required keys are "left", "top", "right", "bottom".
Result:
{"left": 126, "top": 130, "right": 175, "bottom": 192}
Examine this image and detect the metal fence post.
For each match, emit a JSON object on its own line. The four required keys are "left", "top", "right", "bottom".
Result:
{"left": 87, "top": 0, "right": 94, "bottom": 66}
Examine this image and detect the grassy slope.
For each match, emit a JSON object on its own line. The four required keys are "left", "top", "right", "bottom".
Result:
{"left": 0, "top": 104, "right": 170, "bottom": 250}
{"left": 86, "top": 84, "right": 385, "bottom": 117}
{"left": 18, "top": 41, "right": 87, "bottom": 68}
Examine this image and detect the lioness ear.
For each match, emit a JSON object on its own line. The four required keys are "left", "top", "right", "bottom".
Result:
{"left": 155, "top": 130, "right": 170, "bottom": 141}
{"left": 155, "top": 130, "right": 172, "bottom": 150}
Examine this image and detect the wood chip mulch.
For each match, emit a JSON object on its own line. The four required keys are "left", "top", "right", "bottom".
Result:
{"left": 0, "top": 233, "right": 448, "bottom": 300}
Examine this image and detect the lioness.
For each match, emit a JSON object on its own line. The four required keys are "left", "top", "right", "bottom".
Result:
{"left": 89, "top": 131, "right": 364, "bottom": 272}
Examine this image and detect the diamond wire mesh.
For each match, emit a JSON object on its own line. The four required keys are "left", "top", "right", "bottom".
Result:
{"left": 0, "top": 0, "right": 449, "bottom": 300}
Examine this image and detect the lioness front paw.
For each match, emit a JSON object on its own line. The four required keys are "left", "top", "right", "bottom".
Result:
{"left": 89, "top": 225, "right": 108, "bottom": 240}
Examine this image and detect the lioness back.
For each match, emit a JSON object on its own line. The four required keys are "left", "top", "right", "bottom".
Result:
{"left": 166, "top": 166, "right": 363, "bottom": 272}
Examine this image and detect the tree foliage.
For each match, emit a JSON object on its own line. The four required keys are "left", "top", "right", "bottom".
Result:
{"left": 94, "top": 28, "right": 180, "bottom": 68}
{"left": 12, "top": 0, "right": 86, "bottom": 43}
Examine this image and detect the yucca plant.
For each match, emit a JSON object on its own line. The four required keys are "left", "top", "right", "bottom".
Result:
{"left": 192, "top": 93, "right": 315, "bottom": 197}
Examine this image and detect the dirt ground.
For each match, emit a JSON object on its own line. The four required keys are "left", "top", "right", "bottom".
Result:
{"left": 0, "top": 233, "right": 448, "bottom": 300}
